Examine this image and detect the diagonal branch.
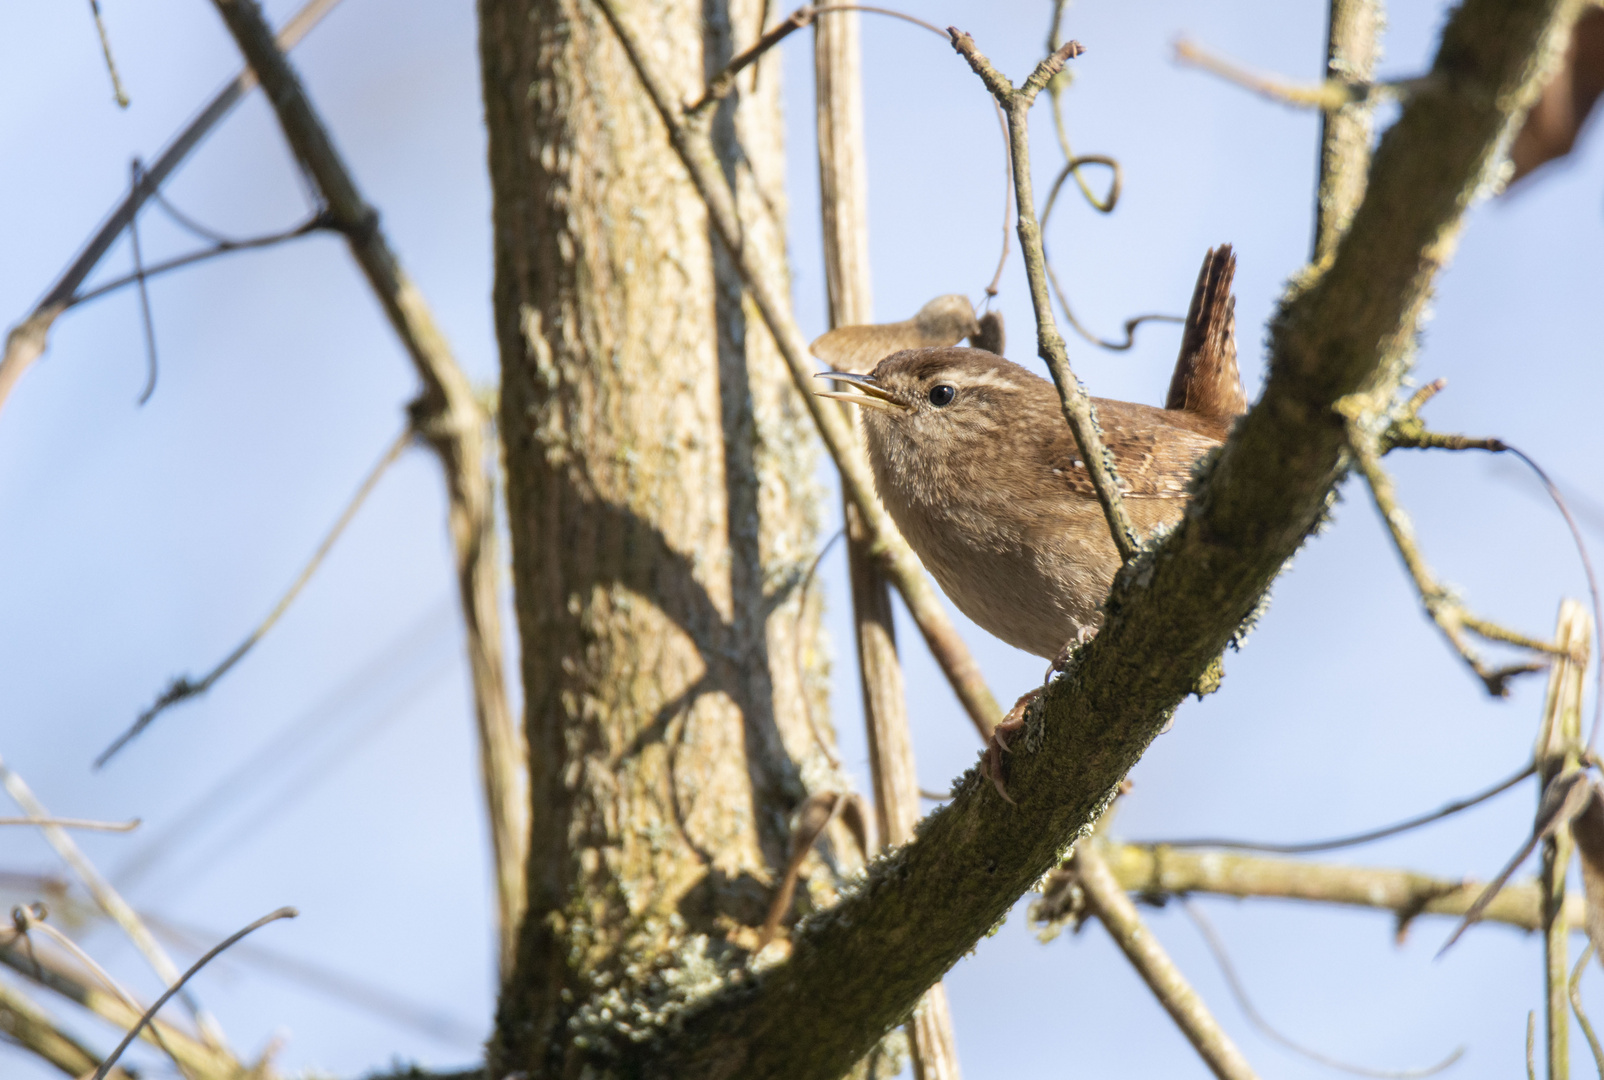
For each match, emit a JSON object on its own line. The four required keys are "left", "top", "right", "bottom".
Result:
{"left": 204, "top": 0, "right": 527, "bottom": 975}
{"left": 597, "top": 0, "right": 1581, "bottom": 1075}
{"left": 591, "top": 0, "right": 1002, "bottom": 739}
{"left": 1314, "top": 0, "right": 1385, "bottom": 263}
{"left": 1074, "top": 843, "right": 1259, "bottom": 1080}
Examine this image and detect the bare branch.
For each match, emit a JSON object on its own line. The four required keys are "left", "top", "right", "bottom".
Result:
{"left": 204, "top": 0, "right": 528, "bottom": 973}
{"left": 1069, "top": 842, "right": 1589, "bottom": 936}
{"left": 1074, "top": 844, "right": 1260, "bottom": 1080}
{"left": 948, "top": 29, "right": 1142, "bottom": 563}
{"left": 0, "top": 0, "right": 345, "bottom": 420}
{"left": 1338, "top": 393, "right": 1570, "bottom": 696}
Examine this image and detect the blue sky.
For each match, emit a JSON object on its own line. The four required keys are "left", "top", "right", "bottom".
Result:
{"left": 3, "top": 1, "right": 1602, "bottom": 1077}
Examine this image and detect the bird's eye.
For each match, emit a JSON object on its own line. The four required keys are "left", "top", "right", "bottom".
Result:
{"left": 928, "top": 384, "right": 956, "bottom": 407}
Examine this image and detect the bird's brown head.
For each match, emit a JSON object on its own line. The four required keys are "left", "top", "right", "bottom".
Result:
{"left": 815, "top": 346, "right": 1053, "bottom": 487}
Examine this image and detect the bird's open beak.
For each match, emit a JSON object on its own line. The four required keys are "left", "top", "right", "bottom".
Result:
{"left": 813, "top": 371, "right": 910, "bottom": 413}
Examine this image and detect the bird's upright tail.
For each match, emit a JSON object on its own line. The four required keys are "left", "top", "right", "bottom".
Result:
{"left": 1164, "top": 245, "right": 1246, "bottom": 426}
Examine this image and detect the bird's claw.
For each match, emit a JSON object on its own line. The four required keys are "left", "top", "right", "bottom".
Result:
{"left": 981, "top": 689, "right": 1040, "bottom": 804}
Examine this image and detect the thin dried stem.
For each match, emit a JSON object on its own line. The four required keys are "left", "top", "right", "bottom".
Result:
{"left": 1571, "top": 946, "right": 1604, "bottom": 1080}
{"left": 1184, "top": 901, "right": 1463, "bottom": 1078}
{"left": 0, "top": 754, "right": 233, "bottom": 1052}
{"left": 1039, "top": 842, "right": 1591, "bottom": 937}
{"left": 87, "top": 0, "right": 130, "bottom": 107}
{"left": 0, "top": 816, "right": 139, "bottom": 831}
{"left": 68, "top": 214, "right": 328, "bottom": 309}
{"left": 1175, "top": 36, "right": 1422, "bottom": 112}
{"left": 205, "top": 0, "right": 529, "bottom": 973}
{"left": 949, "top": 29, "right": 1141, "bottom": 562}
{"left": 1338, "top": 394, "right": 1569, "bottom": 696}
{"left": 594, "top": 0, "right": 1003, "bottom": 739}
{"left": 1074, "top": 843, "right": 1260, "bottom": 1080}
{"left": 97, "top": 425, "right": 411, "bottom": 766}
{"left": 1539, "top": 602, "right": 1591, "bottom": 1080}
{"left": 90, "top": 908, "right": 297, "bottom": 1080}
{"left": 1141, "top": 762, "right": 1534, "bottom": 854}
{"left": 0, "top": 0, "right": 345, "bottom": 420}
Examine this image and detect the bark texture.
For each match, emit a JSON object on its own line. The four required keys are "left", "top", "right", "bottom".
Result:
{"left": 478, "top": 0, "right": 850, "bottom": 1074}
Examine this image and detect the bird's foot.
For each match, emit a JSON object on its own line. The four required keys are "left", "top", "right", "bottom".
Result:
{"left": 981, "top": 689, "right": 1040, "bottom": 804}
{"left": 1041, "top": 624, "right": 1099, "bottom": 691}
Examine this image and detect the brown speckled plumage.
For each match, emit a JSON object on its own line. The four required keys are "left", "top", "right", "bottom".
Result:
{"left": 814, "top": 246, "right": 1245, "bottom": 660}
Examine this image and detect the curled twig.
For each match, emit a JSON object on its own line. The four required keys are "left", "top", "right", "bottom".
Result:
{"left": 96, "top": 425, "right": 413, "bottom": 767}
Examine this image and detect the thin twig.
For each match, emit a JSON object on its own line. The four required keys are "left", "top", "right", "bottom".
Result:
{"left": 90, "top": 908, "right": 297, "bottom": 1080}
{"left": 1074, "top": 843, "right": 1260, "bottom": 1080}
{"left": 0, "top": 816, "right": 139, "bottom": 831}
{"left": 949, "top": 29, "right": 1141, "bottom": 562}
{"left": 1572, "top": 945, "right": 1604, "bottom": 1080}
{"left": 1140, "top": 762, "right": 1534, "bottom": 854}
{"left": 1501, "top": 446, "right": 1604, "bottom": 751}
{"left": 1184, "top": 901, "right": 1463, "bottom": 1078}
{"left": 594, "top": 0, "right": 1003, "bottom": 739}
{"left": 689, "top": 4, "right": 946, "bottom": 115}
{"left": 1338, "top": 394, "right": 1568, "bottom": 696}
{"left": 87, "top": 0, "right": 130, "bottom": 107}
{"left": 0, "top": 754, "right": 233, "bottom": 1053}
{"left": 126, "top": 162, "right": 160, "bottom": 405}
{"left": 69, "top": 214, "right": 328, "bottom": 309}
{"left": 96, "top": 425, "right": 412, "bottom": 767}
{"left": 1530, "top": 1011, "right": 1540, "bottom": 1080}
{"left": 0, "top": 0, "right": 345, "bottom": 420}
{"left": 1174, "top": 35, "right": 1414, "bottom": 111}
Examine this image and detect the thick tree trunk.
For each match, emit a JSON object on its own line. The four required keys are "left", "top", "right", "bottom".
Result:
{"left": 478, "top": 0, "right": 856, "bottom": 1074}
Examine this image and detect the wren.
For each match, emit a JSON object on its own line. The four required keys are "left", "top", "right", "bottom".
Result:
{"left": 812, "top": 246, "right": 1246, "bottom": 663}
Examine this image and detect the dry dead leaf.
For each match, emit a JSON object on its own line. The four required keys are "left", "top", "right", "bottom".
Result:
{"left": 808, "top": 295, "right": 979, "bottom": 374}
